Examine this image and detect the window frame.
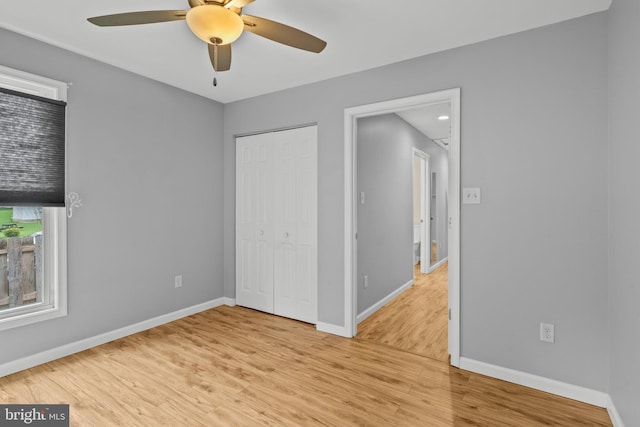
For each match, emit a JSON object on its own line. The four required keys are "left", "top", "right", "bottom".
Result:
{"left": 0, "top": 66, "right": 68, "bottom": 331}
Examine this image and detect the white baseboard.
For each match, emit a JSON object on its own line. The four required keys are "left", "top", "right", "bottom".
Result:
{"left": 223, "top": 297, "right": 236, "bottom": 307}
{"left": 459, "top": 357, "right": 608, "bottom": 408}
{"left": 0, "top": 297, "right": 229, "bottom": 378}
{"left": 607, "top": 394, "right": 625, "bottom": 427}
{"left": 316, "top": 321, "right": 352, "bottom": 338}
{"left": 357, "top": 279, "right": 413, "bottom": 324}
{"left": 428, "top": 256, "right": 448, "bottom": 272}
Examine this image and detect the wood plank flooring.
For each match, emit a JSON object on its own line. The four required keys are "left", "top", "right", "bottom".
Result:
{"left": 357, "top": 262, "right": 449, "bottom": 361}
{"left": 0, "top": 305, "right": 612, "bottom": 426}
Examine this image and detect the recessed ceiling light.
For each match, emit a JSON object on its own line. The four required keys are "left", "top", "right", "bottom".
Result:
{"left": 438, "top": 115, "right": 450, "bottom": 121}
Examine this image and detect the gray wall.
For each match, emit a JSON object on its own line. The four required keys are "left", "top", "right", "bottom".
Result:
{"left": 608, "top": 0, "right": 640, "bottom": 424}
{"left": 0, "top": 28, "right": 224, "bottom": 365}
{"left": 224, "top": 12, "right": 609, "bottom": 391}
{"left": 356, "top": 114, "right": 428, "bottom": 314}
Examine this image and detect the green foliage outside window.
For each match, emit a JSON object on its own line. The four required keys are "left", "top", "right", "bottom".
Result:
{"left": 2, "top": 228, "right": 20, "bottom": 238}
{"left": 0, "top": 208, "right": 43, "bottom": 238}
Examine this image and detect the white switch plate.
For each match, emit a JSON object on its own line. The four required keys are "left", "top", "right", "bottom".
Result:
{"left": 463, "top": 187, "right": 481, "bottom": 204}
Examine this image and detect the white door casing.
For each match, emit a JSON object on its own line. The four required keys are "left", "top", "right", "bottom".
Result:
{"left": 344, "top": 89, "right": 461, "bottom": 367}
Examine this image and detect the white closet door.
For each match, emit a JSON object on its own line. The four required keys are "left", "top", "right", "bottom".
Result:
{"left": 236, "top": 132, "right": 274, "bottom": 313}
{"left": 273, "top": 126, "right": 317, "bottom": 324}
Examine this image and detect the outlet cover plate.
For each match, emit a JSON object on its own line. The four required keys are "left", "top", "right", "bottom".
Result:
{"left": 540, "top": 323, "right": 555, "bottom": 343}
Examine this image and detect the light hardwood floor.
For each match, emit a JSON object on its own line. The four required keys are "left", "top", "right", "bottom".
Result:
{"left": 357, "top": 262, "right": 449, "bottom": 361}
{"left": 0, "top": 305, "right": 611, "bottom": 426}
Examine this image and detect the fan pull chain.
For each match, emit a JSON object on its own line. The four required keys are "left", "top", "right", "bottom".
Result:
{"left": 213, "top": 42, "right": 219, "bottom": 87}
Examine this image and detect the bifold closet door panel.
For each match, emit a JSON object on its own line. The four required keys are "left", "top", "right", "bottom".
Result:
{"left": 273, "top": 126, "right": 318, "bottom": 324}
{"left": 235, "top": 132, "right": 275, "bottom": 314}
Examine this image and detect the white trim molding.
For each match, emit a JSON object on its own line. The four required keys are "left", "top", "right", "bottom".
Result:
{"left": 0, "top": 66, "right": 69, "bottom": 332}
{"left": 607, "top": 395, "right": 625, "bottom": 427}
{"left": 459, "top": 357, "right": 608, "bottom": 408}
{"left": 316, "top": 322, "right": 351, "bottom": 338}
{"left": 0, "top": 64, "right": 68, "bottom": 102}
{"left": 429, "top": 256, "right": 449, "bottom": 272}
{"left": 0, "top": 297, "right": 231, "bottom": 378}
{"left": 357, "top": 279, "right": 413, "bottom": 324}
{"left": 0, "top": 208, "right": 67, "bottom": 332}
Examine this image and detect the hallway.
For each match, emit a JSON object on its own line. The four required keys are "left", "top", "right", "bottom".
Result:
{"left": 357, "top": 262, "right": 449, "bottom": 361}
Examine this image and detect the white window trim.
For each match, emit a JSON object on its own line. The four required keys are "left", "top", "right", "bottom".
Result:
{"left": 0, "top": 66, "right": 68, "bottom": 331}
{"left": 0, "top": 65, "right": 67, "bottom": 101}
{"left": 0, "top": 209, "right": 67, "bottom": 330}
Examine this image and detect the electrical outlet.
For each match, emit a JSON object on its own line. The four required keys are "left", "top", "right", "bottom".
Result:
{"left": 175, "top": 275, "right": 183, "bottom": 288}
{"left": 363, "top": 275, "right": 368, "bottom": 288}
{"left": 540, "top": 323, "right": 555, "bottom": 343}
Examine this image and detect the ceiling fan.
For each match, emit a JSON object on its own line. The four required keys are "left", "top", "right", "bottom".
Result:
{"left": 87, "top": 0, "right": 327, "bottom": 81}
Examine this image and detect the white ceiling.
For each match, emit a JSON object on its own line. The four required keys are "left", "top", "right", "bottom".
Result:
{"left": 0, "top": 0, "right": 611, "bottom": 104}
{"left": 397, "top": 103, "right": 452, "bottom": 149}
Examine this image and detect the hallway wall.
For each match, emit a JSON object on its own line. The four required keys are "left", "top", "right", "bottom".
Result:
{"left": 356, "top": 113, "right": 435, "bottom": 314}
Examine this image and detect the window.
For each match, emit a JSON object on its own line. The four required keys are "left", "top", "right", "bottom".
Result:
{"left": 0, "top": 66, "right": 67, "bottom": 331}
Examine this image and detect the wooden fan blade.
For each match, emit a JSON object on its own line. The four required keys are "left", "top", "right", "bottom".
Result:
{"left": 242, "top": 15, "right": 326, "bottom": 53}
{"left": 87, "top": 10, "right": 187, "bottom": 27}
{"left": 225, "top": 0, "right": 255, "bottom": 8}
{"left": 208, "top": 43, "right": 232, "bottom": 72}
{"left": 188, "top": 0, "right": 205, "bottom": 7}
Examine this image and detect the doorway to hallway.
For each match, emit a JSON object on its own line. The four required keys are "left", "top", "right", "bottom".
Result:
{"left": 344, "top": 88, "right": 460, "bottom": 366}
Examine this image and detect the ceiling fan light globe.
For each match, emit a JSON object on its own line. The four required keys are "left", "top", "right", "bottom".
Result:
{"left": 186, "top": 5, "right": 243, "bottom": 45}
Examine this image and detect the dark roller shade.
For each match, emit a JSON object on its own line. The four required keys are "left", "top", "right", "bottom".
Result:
{"left": 0, "top": 87, "right": 66, "bottom": 206}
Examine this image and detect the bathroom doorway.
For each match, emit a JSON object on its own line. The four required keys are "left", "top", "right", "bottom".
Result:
{"left": 413, "top": 148, "right": 430, "bottom": 275}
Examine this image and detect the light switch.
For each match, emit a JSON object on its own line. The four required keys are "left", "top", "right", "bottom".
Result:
{"left": 360, "top": 191, "right": 365, "bottom": 204}
{"left": 463, "top": 187, "right": 481, "bottom": 204}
